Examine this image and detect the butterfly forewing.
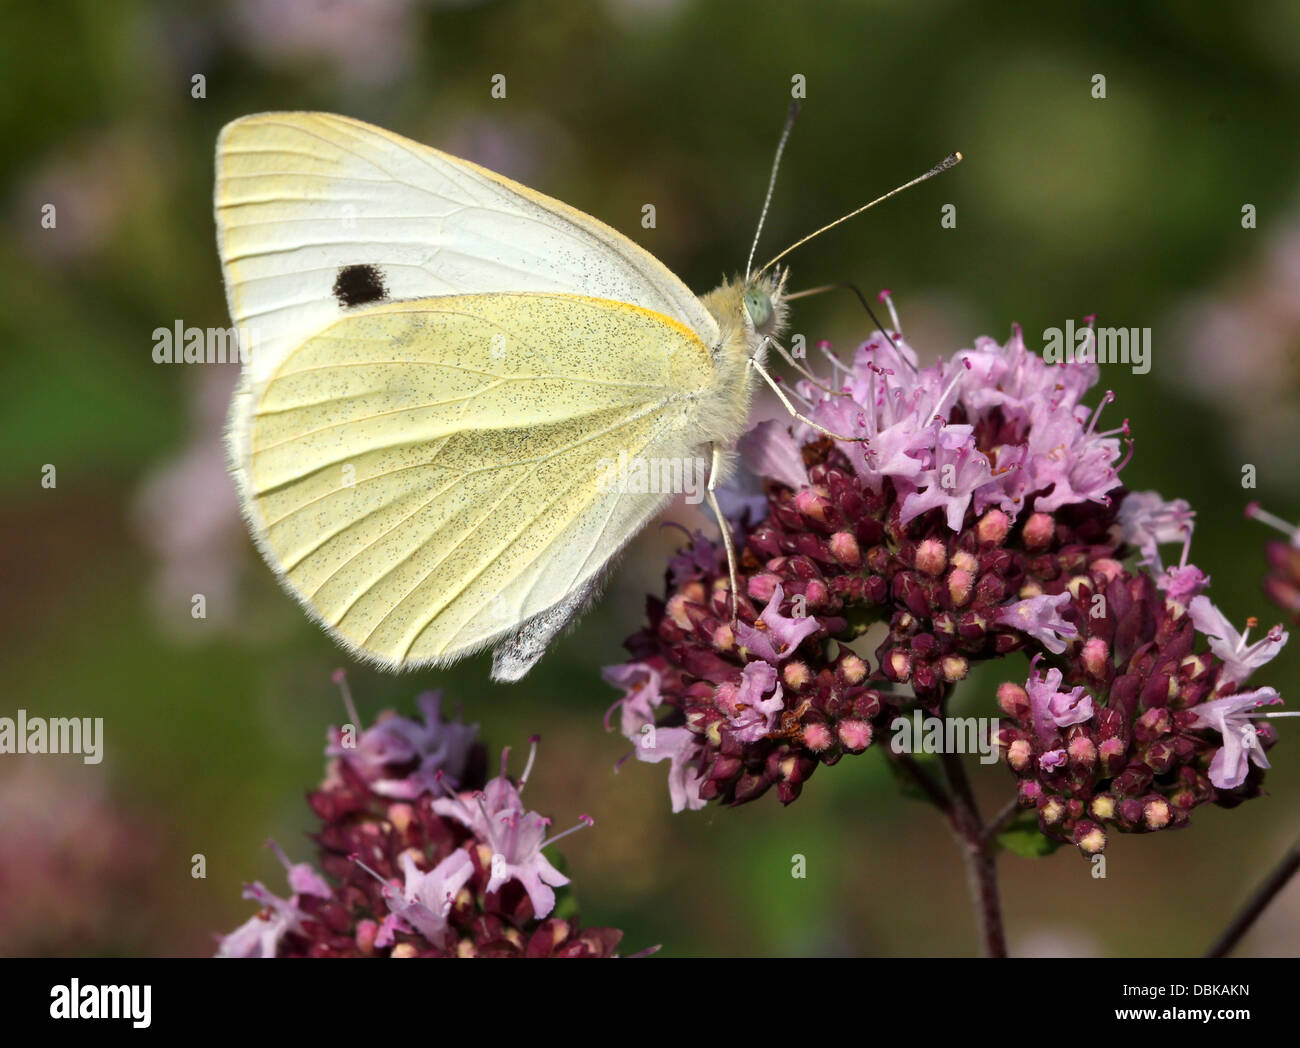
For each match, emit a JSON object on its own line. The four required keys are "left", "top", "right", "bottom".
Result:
{"left": 215, "top": 111, "right": 718, "bottom": 388}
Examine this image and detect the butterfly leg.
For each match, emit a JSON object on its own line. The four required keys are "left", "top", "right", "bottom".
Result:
{"left": 747, "top": 352, "right": 869, "bottom": 443}
{"left": 767, "top": 338, "right": 850, "bottom": 397}
{"left": 705, "top": 443, "right": 740, "bottom": 626}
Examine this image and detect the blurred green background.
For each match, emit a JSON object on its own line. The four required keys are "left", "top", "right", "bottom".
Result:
{"left": 2, "top": 0, "right": 1298, "bottom": 957}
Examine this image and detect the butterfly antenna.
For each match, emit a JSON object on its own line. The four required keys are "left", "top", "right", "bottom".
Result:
{"left": 757, "top": 151, "right": 963, "bottom": 277}
{"left": 744, "top": 102, "right": 801, "bottom": 281}
{"left": 786, "top": 281, "right": 899, "bottom": 348}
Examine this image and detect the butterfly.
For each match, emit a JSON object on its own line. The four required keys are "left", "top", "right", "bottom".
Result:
{"left": 214, "top": 109, "right": 957, "bottom": 680}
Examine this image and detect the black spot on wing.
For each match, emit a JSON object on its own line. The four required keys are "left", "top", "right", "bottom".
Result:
{"left": 333, "top": 264, "right": 388, "bottom": 308}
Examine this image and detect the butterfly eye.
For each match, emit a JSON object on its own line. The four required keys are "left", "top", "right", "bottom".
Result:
{"left": 743, "top": 288, "right": 773, "bottom": 330}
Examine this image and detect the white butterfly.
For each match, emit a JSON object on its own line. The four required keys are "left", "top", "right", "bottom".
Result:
{"left": 214, "top": 110, "right": 956, "bottom": 680}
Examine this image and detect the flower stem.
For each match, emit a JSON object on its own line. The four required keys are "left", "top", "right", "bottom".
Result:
{"left": 981, "top": 798, "right": 1021, "bottom": 846}
{"left": 939, "top": 748, "right": 1008, "bottom": 959}
{"left": 884, "top": 730, "right": 1010, "bottom": 957}
{"left": 891, "top": 749, "right": 952, "bottom": 814}
{"left": 1206, "top": 836, "right": 1300, "bottom": 958}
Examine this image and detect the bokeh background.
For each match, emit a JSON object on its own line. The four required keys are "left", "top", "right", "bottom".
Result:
{"left": 2, "top": 0, "right": 1298, "bottom": 957}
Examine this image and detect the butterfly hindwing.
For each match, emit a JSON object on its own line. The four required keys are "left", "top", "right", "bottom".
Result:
{"left": 236, "top": 292, "right": 714, "bottom": 670}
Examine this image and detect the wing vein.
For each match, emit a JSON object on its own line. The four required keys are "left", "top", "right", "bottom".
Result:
{"left": 338, "top": 403, "right": 671, "bottom": 647}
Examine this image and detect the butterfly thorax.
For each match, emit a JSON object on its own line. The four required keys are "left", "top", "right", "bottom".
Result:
{"left": 693, "top": 267, "right": 789, "bottom": 450}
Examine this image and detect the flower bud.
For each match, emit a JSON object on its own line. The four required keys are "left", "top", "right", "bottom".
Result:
{"left": 1112, "top": 763, "right": 1153, "bottom": 797}
{"left": 1067, "top": 734, "right": 1097, "bottom": 770}
{"left": 1098, "top": 737, "right": 1127, "bottom": 776}
{"left": 1134, "top": 705, "right": 1170, "bottom": 741}
{"left": 1143, "top": 739, "right": 1175, "bottom": 775}
{"left": 1006, "top": 737, "right": 1032, "bottom": 772}
{"left": 783, "top": 660, "right": 812, "bottom": 690}
{"left": 957, "top": 610, "right": 989, "bottom": 642}
{"left": 1081, "top": 637, "right": 1110, "bottom": 677}
{"left": 829, "top": 531, "right": 861, "bottom": 566}
{"left": 836, "top": 719, "right": 873, "bottom": 753}
{"left": 793, "top": 488, "right": 830, "bottom": 522}
{"left": 837, "top": 653, "right": 867, "bottom": 685}
{"left": 666, "top": 592, "right": 695, "bottom": 629}
{"left": 1089, "top": 557, "right": 1124, "bottom": 583}
{"left": 977, "top": 509, "right": 1011, "bottom": 545}
{"left": 976, "top": 574, "right": 1009, "bottom": 604}
{"left": 1065, "top": 575, "right": 1093, "bottom": 601}
{"left": 355, "top": 919, "right": 379, "bottom": 956}
{"left": 1089, "top": 793, "right": 1116, "bottom": 821}
{"left": 997, "top": 681, "right": 1030, "bottom": 719}
{"left": 1023, "top": 512, "right": 1055, "bottom": 551}
{"left": 1143, "top": 795, "right": 1172, "bottom": 830}
{"left": 939, "top": 655, "right": 969, "bottom": 682}
{"left": 712, "top": 622, "right": 736, "bottom": 651}
{"left": 745, "top": 573, "right": 779, "bottom": 603}
{"left": 1073, "top": 820, "right": 1107, "bottom": 855}
{"left": 947, "top": 568, "right": 974, "bottom": 606}
{"left": 883, "top": 649, "right": 911, "bottom": 682}
{"left": 915, "top": 538, "right": 947, "bottom": 576}
{"left": 801, "top": 721, "right": 834, "bottom": 753}
{"left": 952, "top": 550, "right": 978, "bottom": 574}
{"left": 387, "top": 803, "right": 414, "bottom": 834}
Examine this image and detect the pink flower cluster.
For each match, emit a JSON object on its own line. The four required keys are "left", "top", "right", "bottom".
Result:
{"left": 605, "top": 308, "right": 1289, "bottom": 853}
{"left": 218, "top": 678, "right": 622, "bottom": 957}
{"left": 741, "top": 321, "right": 1130, "bottom": 531}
